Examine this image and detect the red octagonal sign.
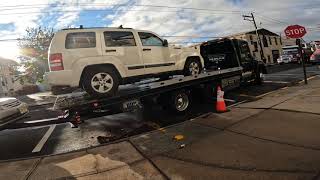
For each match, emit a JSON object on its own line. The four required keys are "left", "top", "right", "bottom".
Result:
{"left": 284, "top": 25, "right": 307, "bottom": 39}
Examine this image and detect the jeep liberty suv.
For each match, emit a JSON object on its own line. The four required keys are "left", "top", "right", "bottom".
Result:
{"left": 45, "top": 26, "right": 204, "bottom": 96}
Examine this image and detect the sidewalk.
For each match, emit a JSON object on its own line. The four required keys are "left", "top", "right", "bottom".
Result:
{"left": 2, "top": 77, "right": 320, "bottom": 180}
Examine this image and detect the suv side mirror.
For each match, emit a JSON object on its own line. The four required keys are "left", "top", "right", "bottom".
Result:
{"left": 163, "top": 39, "right": 168, "bottom": 47}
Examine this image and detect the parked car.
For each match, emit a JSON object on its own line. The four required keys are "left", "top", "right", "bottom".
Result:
{"left": 45, "top": 26, "right": 204, "bottom": 96}
{"left": 0, "top": 97, "right": 28, "bottom": 130}
{"left": 282, "top": 46, "right": 300, "bottom": 63}
{"left": 277, "top": 55, "right": 293, "bottom": 64}
{"left": 310, "top": 49, "right": 320, "bottom": 65}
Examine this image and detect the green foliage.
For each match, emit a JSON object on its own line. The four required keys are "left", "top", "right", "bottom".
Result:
{"left": 18, "top": 27, "right": 54, "bottom": 83}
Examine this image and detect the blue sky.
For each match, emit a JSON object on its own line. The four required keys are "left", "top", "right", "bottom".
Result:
{"left": 0, "top": 0, "right": 319, "bottom": 60}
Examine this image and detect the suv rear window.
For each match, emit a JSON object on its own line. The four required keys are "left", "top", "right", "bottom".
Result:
{"left": 104, "top": 31, "right": 136, "bottom": 47}
{"left": 65, "top": 32, "right": 96, "bottom": 49}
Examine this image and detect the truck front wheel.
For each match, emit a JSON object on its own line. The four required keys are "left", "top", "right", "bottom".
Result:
{"left": 253, "top": 68, "right": 263, "bottom": 85}
{"left": 82, "top": 67, "right": 119, "bottom": 97}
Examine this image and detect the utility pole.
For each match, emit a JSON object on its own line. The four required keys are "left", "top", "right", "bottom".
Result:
{"left": 243, "top": 12, "right": 266, "bottom": 63}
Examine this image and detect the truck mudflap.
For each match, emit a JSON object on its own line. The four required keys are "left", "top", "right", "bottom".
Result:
{"left": 53, "top": 67, "right": 243, "bottom": 111}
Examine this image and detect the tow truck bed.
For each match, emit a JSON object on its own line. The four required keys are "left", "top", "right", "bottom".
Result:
{"left": 54, "top": 67, "right": 242, "bottom": 112}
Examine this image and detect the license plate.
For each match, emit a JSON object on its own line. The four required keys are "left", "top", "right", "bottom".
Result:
{"left": 19, "top": 105, "right": 28, "bottom": 114}
{"left": 221, "top": 76, "right": 241, "bottom": 90}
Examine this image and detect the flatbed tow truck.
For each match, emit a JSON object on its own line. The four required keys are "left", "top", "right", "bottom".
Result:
{"left": 4, "top": 38, "right": 266, "bottom": 130}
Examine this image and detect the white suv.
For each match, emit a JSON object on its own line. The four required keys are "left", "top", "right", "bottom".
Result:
{"left": 45, "top": 27, "right": 204, "bottom": 96}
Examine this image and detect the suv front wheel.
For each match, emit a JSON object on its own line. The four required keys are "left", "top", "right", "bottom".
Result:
{"left": 82, "top": 67, "right": 119, "bottom": 96}
{"left": 184, "top": 59, "right": 202, "bottom": 76}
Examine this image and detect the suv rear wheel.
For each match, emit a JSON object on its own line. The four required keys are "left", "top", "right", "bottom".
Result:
{"left": 82, "top": 67, "right": 119, "bottom": 96}
{"left": 184, "top": 59, "right": 202, "bottom": 76}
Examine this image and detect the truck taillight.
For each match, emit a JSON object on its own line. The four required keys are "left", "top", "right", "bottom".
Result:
{"left": 49, "top": 53, "right": 64, "bottom": 71}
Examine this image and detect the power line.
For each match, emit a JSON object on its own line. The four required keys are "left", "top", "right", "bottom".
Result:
{"left": 255, "top": 13, "right": 290, "bottom": 25}
{"left": 0, "top": 35, "right": 223, "bottom": 42}
{"left": 0, "top": 3, "right": 248, "bottom": 13}
{"left": 0, "top": 8, "right": 245, "bottom": 16}
{"left": 162, "top": 35, "right": 221, "bottom": 38}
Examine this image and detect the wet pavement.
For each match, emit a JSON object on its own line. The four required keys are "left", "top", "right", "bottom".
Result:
{"left": 2, "top": 75, "right": 320, "bottom": 179}
{"left": 0, "top": 65, "right": 319, "bottom": 161}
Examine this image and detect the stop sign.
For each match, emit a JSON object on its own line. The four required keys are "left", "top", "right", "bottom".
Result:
{"left": 284, "top": 25, "right": 307, "bottom": 39}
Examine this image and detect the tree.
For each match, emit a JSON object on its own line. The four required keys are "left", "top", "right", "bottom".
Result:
{"left": 18, "top": 26, "right": 54, "bottom": 83}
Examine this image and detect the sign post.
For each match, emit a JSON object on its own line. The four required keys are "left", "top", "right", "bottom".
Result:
{"left": 284, "top": 25, "right": 308, "bottom": 84}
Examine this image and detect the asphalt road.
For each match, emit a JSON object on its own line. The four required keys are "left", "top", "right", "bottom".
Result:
{"left": 0, "top": 64, "right": 319, "bottom": 161}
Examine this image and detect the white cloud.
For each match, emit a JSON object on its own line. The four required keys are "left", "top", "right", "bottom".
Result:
{"left": 0, "top": 0, "right": 319, "bottom": 60}
{"left": 109, "top": 0, "right": 320, "bottom": 43}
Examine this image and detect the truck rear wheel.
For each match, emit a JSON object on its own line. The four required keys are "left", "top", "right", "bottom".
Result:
{"left": 82, "top": 67, "right": 119, "bottom": 97}
{"left": 169, "top": 91, "right": 190, "bottom": 114}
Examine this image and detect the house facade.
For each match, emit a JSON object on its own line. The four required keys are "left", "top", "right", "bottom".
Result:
{"left": 0, "top": 57, "right": 19, "bottom": 97}
{"left": 228, "top": 28, "right": 296, "bottom": 64}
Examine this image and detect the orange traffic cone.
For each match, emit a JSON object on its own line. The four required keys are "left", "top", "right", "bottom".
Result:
{"left": 216, "top": 86, "right": 227, "bottom": 113}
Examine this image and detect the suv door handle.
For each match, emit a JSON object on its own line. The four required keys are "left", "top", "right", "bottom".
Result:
{"left": 105, "top": 49, "right": 116, "bottom": 53}
{"left": 143, "top": 48, "right": 151, "bottom": 51}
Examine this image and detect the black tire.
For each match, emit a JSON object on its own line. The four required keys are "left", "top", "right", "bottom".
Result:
{"left": 82, "top": 66, "right": 119, "bottom": 97}
{"left": 253, "top": 68, "right": 263, "bottom": 85}
{"left": 168, "top": 91, "right": 191, "bottom": 114}
{"left": 183, "top": 59, "right": 202, "bottom": 76}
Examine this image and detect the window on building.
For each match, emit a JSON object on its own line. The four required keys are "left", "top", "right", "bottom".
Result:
{"left": 249, "top": 35, "right": 253, "bottom": 44}
{"left": 65, "top": 32, "right": 96, "bottom": 49}
{"left": 104, "top": 31, "right": 136, "bottom": 47}
{"left": 263, "top": 36, "right": 268, "bottom": 47}
{"left": 138, "top": 32, "right": 163, "bottom": 46}
{"left": 0, "top": 77, "right": 5, "bottom": 87}
{"left": 269, "top": 36, "right": 272, "bottom": 45}
{"left": 267, "top": 55, "right": 271, "bottom": 63}
{"left": 253, "top": 42, "right": 258, "bottom": 52}
{"left": 275, "top": 37, "right": 278, "bottom": 45}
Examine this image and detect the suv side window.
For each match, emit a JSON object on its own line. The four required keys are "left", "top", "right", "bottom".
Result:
{"left": 104, "top": 31, "right": 136, "bottom": 47}
{"left": 65, "top": 32, "right": 96, "bottom": 49}
{"left": 138, "top": 32, "right": 163, "bottom": 46}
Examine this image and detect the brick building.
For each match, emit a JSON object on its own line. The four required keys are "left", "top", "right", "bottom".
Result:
{"left": 228, "top": 28, "right": 296, "bottom": 64}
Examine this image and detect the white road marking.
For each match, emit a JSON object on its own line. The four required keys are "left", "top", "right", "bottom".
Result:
{"left": 263, "top": 80, "right": 291, "bottom": 84}
{"left": 32, "top": 125, "right": 56, "bottom": 153}
{"left": 265, "top": 74, "right": 299, "bottom": 76}
{"left": 227, "top": 100, "right": 248, "bottom": 108}
{"left": 25, "top": 118, "right": 59, "bottom": 124}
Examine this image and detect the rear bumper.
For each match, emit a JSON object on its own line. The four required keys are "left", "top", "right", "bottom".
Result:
{"left": 44, "top": 70, "right": 78, "bottom": 87}
{"left": 310, "top": 57, "right": 320, "bottom": 64}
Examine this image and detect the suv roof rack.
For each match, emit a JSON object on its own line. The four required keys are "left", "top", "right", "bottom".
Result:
{"left": 62, "top": 25, "right": 132, "bottom": 31}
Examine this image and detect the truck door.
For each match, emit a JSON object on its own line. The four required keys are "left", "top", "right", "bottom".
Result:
{"left": 102, "top": 30, "right": 144, "bottom": 77}
{"left": 237, "top": 40, "right": 255, "bottom": 80}
{"left": 137, "top": 32, "right": 173, "bottom": 74}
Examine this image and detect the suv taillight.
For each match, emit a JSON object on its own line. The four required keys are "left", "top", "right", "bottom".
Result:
{"left": 49, "top": 53, "right": 64, "bottom": 71}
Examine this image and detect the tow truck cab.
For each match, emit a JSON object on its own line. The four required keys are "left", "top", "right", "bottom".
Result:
{"left": 200, "top": 38, "right": 267, "bottom": 83}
